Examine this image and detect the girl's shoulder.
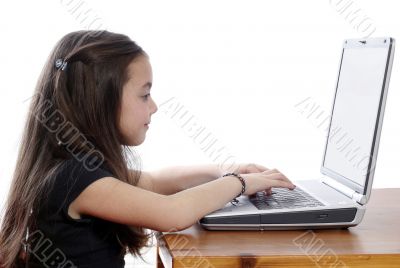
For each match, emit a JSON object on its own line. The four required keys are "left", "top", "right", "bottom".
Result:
{"left": 52, "top": 157, "right": 114, "bottom": 193}
{"left": 41, "top": 157, "right": 114, "bottom": 220}
{"left": 58, "top": 156, "right": 112, "bottom": 174}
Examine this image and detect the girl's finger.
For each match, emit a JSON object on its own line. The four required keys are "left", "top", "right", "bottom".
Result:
{"left": 273, "top": 175, "right": 294, "bottom": 185}
{"left": 253, "top": 163, "right": 269, "bottom": 172}
{"left": 269, "top": 179, "right": 296, "bottom": 190}
{"left": 264, "top": 173, "right": 296, "bottom": 189}
{"left": 262, "top": 170, "right": 295, "bottom": 187}
{"left": 242, "top": 163, "right": 269, "bottom": 173}
{"left": 262, "top": 168, "right": 279, "bottom": 175}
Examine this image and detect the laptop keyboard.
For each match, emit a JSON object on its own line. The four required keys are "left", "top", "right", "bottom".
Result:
{"left": 249, "top": 187, "right": 324, "bottom": 210}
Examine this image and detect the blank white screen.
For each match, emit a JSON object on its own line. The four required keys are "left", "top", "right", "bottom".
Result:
{"left": 323, "top": 47, "right": 388, "bottom": 186}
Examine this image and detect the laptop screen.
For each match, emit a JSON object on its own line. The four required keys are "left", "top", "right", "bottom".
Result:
{"left": 322, "top": 39, "right": 392, "bottom": 191}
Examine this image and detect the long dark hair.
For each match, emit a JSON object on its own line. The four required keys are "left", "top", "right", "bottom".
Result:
{"left": 0, "top": 30, "right": 154, "bottom": 267}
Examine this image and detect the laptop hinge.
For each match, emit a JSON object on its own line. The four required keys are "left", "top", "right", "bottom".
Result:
{"left": 321, "top": 177, "right": 365, "bottom": 205}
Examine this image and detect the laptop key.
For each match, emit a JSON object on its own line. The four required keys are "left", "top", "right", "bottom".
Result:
{"left": 249, "top": 187, "right": 324, "bottom": 210}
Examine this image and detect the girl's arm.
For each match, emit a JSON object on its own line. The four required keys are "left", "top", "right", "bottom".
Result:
{"left": 69, "top": 175, "right": 244, "bottom": 232}
{"left": 134, "top": 163, "right": 269, "bottom": 195}
{"left": 144, "top": 164, "right": 222, "bottom": 195}
{"left": 70, "top": 167, "right": 290, "bottom": 232}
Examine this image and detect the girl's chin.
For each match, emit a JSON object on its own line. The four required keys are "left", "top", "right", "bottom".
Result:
{"left": 121, "top": 135, "right": 146, "bottom": 146}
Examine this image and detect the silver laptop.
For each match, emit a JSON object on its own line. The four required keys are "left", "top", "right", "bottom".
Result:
{"left": 200, "top": 37, "right": 395, "bottom": 230}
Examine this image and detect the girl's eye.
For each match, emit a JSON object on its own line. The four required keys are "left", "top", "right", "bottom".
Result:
{"left": 142, "top": 93, "right": 150, "bottom": 100}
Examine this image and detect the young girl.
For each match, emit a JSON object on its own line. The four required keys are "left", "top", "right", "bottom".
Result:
{"left": 0, "top": 30, "right": 295, "bottom": 268}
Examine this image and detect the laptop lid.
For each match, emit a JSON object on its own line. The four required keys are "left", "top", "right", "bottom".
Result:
{"left": 320, "top": 37, "right": 395, "bottom": 203}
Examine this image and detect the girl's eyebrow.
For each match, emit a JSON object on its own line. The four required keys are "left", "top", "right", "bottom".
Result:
{"left": 142, "top": 82, "right": 152, "bottom": 90}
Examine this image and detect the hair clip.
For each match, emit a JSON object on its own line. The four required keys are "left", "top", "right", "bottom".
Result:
{"left": 55, "top": 58, "right": 68, "bottom": 71}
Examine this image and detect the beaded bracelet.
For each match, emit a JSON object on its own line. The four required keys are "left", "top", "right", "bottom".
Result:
{"left": 222, "top": 172, "right": 246, "bottom": 206}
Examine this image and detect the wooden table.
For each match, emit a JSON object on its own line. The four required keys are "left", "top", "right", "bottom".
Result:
{"left": 156, "top": 188, "right": 400, "bottom": 267}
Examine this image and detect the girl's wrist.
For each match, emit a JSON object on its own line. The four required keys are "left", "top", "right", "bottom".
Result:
{"left": 221, "top": 172, "right": 247, "bottom": 205}
{"left": 217, "top": 163, "right": 242, "bottom": 178}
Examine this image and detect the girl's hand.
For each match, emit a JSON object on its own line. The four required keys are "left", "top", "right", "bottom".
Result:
{"left": 220, "top": 162, "right": 277, "bottom": 195}
{"left": 240, "top": 169, "right": 296, "bottom": 196}
{"left": 235, "top": 163, "right": 270, "bottom": 174}
{"left": 219, "top": 162, "right": 270, "bottom": 176}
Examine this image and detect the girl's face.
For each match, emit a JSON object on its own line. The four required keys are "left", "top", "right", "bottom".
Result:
{"left": 119, "top": 54, "right": 158, "bottom": 146}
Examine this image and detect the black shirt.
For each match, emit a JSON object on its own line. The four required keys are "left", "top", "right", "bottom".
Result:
{"left": 27, "top": 158, "right": 125, "bottom": 268}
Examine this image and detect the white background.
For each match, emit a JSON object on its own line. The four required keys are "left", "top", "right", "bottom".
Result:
{"left": 1, "top": 0, "right": 399, "bottom": 257}
{"left": 1, "top": 0, "right": 399, "bottom": 266}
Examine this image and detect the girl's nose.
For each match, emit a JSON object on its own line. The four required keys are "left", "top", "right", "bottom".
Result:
{"left": 151, "top": 98, "right": 158, "bottom": 114}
